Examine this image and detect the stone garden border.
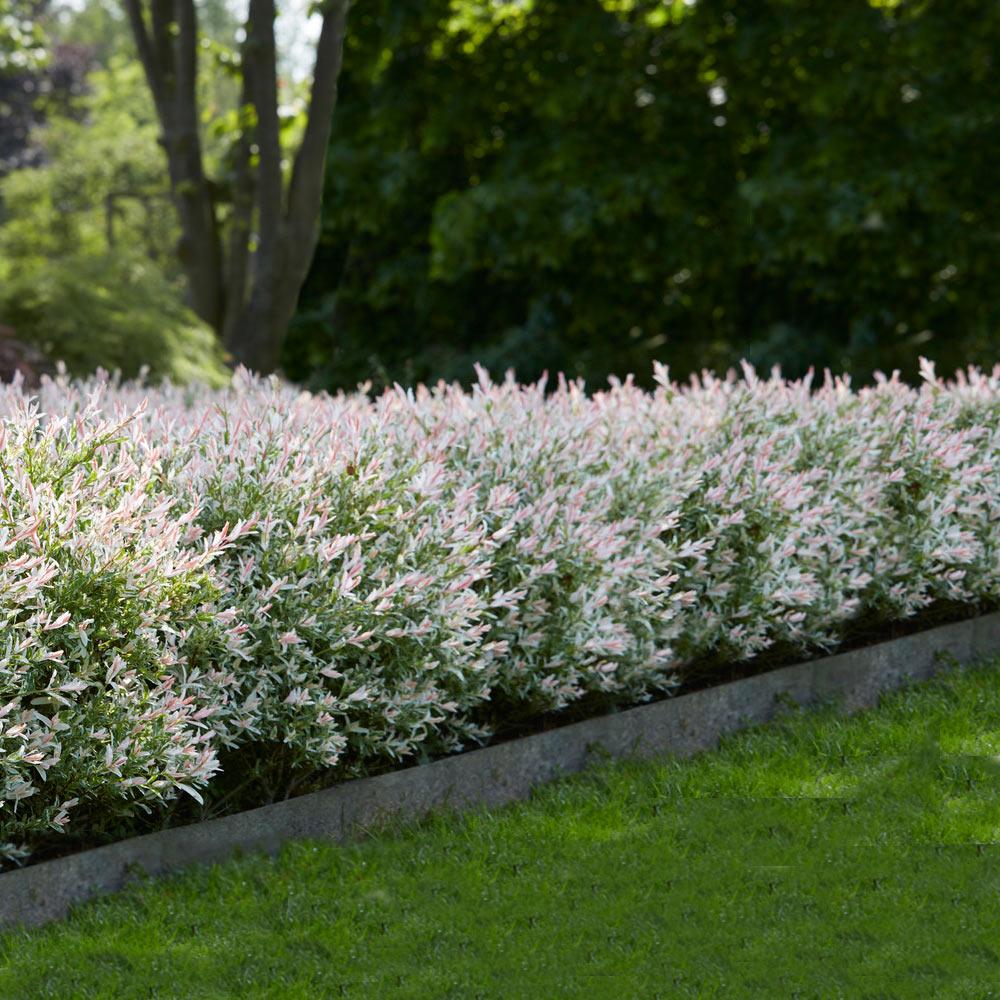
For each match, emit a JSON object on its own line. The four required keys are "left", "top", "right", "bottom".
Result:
{"left": 4, "top": 610, "right": 1000, "bottom": 930}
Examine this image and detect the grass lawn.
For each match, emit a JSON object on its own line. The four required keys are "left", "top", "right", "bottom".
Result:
{"left": 4, "top": 660, "right": 1000, "bottom": 999}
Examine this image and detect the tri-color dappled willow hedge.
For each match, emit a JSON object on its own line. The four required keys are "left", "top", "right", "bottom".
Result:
{"left": 2, "top": 360, "right": 998, "bottom": 863}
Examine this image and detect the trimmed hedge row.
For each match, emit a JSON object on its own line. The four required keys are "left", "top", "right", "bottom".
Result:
{"left": 1, "top": 360, "right": 998, "bottom": 862}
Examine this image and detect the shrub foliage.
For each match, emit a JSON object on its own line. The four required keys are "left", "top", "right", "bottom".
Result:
{"left": 2, "top": 360, "right": 999, "bottom": 862}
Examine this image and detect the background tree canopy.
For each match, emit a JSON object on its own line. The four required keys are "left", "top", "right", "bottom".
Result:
{"left": 0, "top": 0, "right": 236, "bottom": 383}
{"left": 288, "top": 0, "right": 1000, "bottom": 391}
{"left": 0, "top": 0, "right": 997, "bottom": 387}
{"left": 0, "top": 50, "right": 229, "bottom": 384}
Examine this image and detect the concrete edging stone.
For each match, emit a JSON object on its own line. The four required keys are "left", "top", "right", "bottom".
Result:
{"left": 4, "top": 610, "right": 1000, "bottom": 929}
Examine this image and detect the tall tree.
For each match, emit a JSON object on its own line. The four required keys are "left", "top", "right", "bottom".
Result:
{"left": 122, "top": 0, "right": 349, "bottom": 373}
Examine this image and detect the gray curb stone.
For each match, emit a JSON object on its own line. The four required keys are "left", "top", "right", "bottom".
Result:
{"left": 3, "top": 611, "right": 1000, "bottom": 930}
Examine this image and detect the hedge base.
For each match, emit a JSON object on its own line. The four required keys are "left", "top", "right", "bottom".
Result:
{"left": 3, "top": 611, "right": 1000, "bottom": 930}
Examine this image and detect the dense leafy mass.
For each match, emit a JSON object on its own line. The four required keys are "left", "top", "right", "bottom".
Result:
{"left": 5, "top": 1, "right": 996, "bottom": 391}
{"left": 2, "top": 360, "right": 999, "bottom": 863}
{"left": 293, "top": 0, "right": 999, "bottom": 390}
{"left": 0, "top": 57, "right": 231, "bottom": 386}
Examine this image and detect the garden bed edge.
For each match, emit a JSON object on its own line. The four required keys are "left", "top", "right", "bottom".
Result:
{"left": 4, "top": 610, "right": 1000, "bottom": 930}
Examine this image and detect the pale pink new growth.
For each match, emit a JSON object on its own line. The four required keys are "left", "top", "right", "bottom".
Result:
{"left": 2, "top": 358, "right": 999, "bottom": 862}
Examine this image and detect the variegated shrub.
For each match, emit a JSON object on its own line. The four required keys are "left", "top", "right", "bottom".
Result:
{"left": 1, "top": 358, "right": 997, "bottom": 863}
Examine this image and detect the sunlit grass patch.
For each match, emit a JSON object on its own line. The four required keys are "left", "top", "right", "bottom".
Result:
{"left": 4, "top": 658, "right": 1000, "bottom": 998}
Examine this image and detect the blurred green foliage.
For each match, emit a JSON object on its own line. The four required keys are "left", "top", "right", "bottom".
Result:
{"left": 0, "top": 57, "right": 175, "bottom": 259}
{"left": 0, "top": 54, "right": 229, "bottom": 384}
{"left": 290, "top": 0, "right": 1000, "bottom": 390}
{"left": 4, "top": 0, "right": 997, "bottom": 388}
{"left": 0, "top": 0, "right": 45, "bottom": 73}
{"left": 1, "top": 0, "right": 91, "bottom": 177}
{"left": 0, "top": 250, "right": 229, "bottom": 384}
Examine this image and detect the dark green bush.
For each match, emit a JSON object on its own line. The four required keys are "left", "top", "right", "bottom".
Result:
{"left": 291, "top": 0, "right": 1000, "bottom": 391}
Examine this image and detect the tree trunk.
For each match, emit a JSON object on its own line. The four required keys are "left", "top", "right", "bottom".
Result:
{"left": 125, "top": 0, "right": 350, "bottom": 375}
{"left": 164, "top": 137, "right": 225, "bottom": 333}
{"left": 229, "top": 234, "right": 316, "bottom": 373}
